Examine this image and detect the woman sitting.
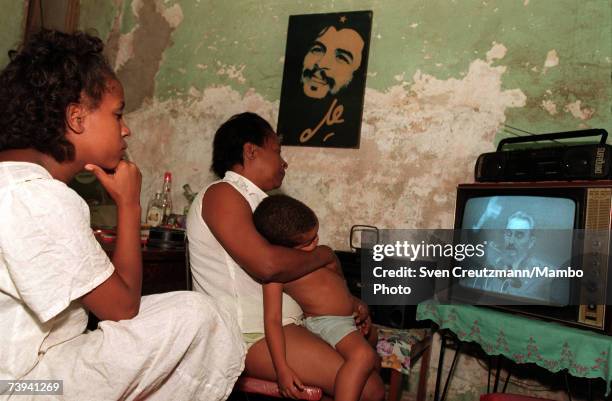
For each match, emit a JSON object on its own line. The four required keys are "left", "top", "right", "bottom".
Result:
{"left": 186, "top": 112, "right": 384, "bottom": 400}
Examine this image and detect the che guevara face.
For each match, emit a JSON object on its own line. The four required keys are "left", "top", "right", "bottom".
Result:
{"left": 301, "top": 26, "right": 364, "bottom": 99}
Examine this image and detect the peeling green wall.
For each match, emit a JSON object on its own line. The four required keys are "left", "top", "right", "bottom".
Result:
{"left": 73, "top": 0, "right": 611, "bottom": 246}
{"left": 0, "top": 0, "right": 25, "bottom": 68}
{"left": 79, "top": 0, "right": 611, "bottom": 135}
{"left": 78, "top": 0, "right": 118, "bottom": 41}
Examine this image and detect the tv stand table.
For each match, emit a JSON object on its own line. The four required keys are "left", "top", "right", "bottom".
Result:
{"left": 416, "top": 303, "right": 612, "bottom": 400}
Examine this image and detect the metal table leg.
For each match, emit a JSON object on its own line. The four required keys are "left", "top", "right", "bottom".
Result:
{"left": 433, "top": 331, "right": 462, "bottom": 401}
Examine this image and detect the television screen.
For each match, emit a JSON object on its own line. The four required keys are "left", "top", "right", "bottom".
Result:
{"left": 458, "top": 195, "right": 576, "bottom": 305}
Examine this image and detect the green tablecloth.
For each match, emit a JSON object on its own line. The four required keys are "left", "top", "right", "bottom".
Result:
{"left": 416, "top": 303, "right": 612, "bottom": 395}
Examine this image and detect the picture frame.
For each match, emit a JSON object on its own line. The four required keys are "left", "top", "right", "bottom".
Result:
{"left": 277, "top": 10, "right": 373, "bottom": 149}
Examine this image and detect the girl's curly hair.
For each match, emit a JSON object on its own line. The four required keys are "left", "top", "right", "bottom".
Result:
{"left": 0, "top": 29, "right": 116, "bottom": 162}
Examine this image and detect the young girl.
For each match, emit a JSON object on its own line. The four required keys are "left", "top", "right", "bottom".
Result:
{"left": 0, "top": 30, "right": 244, "bottom": 400}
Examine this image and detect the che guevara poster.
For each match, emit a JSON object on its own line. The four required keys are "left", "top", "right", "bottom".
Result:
{"left": 277, "top": 11, "right": 372, "bottom": 149}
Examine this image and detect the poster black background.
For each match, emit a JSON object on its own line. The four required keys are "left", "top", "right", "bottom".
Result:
{"left": 277, "top": 10, "right": 372, "bottom": 148}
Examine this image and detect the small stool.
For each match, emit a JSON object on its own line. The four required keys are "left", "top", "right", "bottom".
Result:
{"left": 375, "top": 326, "right": 432, "bottom": 401}
{"left": 480, "top": 394, "right": 555, "bottom": 401}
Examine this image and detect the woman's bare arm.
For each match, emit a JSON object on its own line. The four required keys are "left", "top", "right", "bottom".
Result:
{"left": 202, "top": 182, "right": 334, "bottom": 283}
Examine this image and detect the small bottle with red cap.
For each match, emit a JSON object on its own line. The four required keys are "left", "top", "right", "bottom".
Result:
{"left": 161, "top": 172, "right": 173, "bottom": 225}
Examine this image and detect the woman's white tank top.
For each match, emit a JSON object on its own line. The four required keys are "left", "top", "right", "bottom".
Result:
{"left": 186, "top": 171, "right": 303, "bottom": 333}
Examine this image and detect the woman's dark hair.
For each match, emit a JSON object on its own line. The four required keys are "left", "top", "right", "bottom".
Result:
{"left": 253, "top": 194, "right": 318, "bottom": 248}
{"left": 211, "top": 112, "right": 276, "bottom": 178}
{"left": 0, "top": 29, "right": 116, "bottom": 162}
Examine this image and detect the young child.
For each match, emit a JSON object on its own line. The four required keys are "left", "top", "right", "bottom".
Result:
{"left": 253, "top": 194, "right": 380, "bottom": 401}
{"left": 0, "top": 29, "right": 243, "bottom": 400}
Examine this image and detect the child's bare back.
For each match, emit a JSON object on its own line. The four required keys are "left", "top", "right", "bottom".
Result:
{"left": 283, "top": 259, "right": 354, "bottom": 317}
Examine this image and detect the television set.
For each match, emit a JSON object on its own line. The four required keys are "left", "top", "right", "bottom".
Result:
{"left": 450, "top": 181, "right": 612, "bottom": 334}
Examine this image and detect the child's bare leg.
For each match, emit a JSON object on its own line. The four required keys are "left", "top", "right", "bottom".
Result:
{"left": 366, "top": 324, "right": 378, "bottom": 347}
{"left": 245, "top": 324, "right": 345, "bottom": 398}
{"left": 334, "top": 331, "right": 384, "bottom": 401}
{"left": 364, "top": 325, "right": 382, "bottom": 372}
{"left": 360, "top": 371, "right": 385, "bottom": 401}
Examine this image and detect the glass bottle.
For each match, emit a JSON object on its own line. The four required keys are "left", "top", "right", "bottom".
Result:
{"left": 182, "top": 184, "right": 196, "bottom": 216}
{"left": 161, "top": 172, "right": 173, "bottom": 225}
{"left": 145, "top": 192, "right": 163, "bottom": 227}
{"left": 183, "top": 184, "right": 196, "bottom": 204}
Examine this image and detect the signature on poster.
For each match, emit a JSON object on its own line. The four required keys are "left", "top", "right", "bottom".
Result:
{"left": 299, "top": 98, "right": 345, "bottom": 143}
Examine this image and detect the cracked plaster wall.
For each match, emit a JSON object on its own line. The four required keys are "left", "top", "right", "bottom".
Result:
{"left": 77, "top": 0, "right": 611, "bottom": 252}
{"left": 77, "top": 0, "right": 610, "bottom": 252}
{"left": 0, "top": 1, "right": 26, "bottom": 69}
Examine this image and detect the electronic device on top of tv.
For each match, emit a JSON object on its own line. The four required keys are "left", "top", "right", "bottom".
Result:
{"left": 475, "top": 129, "right": 611, "bottom": 182}
{"left": 451, "top": 180, "right": 612, "bottom": 334}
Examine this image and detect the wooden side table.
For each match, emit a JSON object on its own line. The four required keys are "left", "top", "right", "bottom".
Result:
{"left": 100, "top": 242, "right": 188, "bottom": 294}
{"left": 139, "top": 246, "right": 188, "bottom": 294}
{"left": 87, "top": 242, "right": 187, "bottom": 330}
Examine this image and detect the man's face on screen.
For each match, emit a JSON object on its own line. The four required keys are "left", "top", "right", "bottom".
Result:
{"left": 503, "top": 216, "right": 535, "bottom": 266}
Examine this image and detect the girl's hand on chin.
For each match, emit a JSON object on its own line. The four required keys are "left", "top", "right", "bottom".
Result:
{"left": 85, "top": 161, "right": 142, "bottom": 208}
